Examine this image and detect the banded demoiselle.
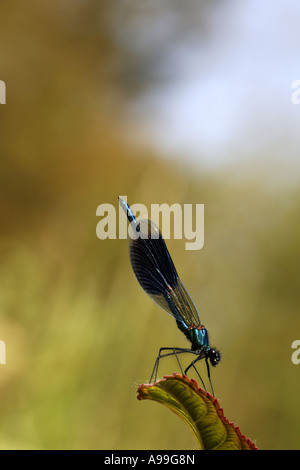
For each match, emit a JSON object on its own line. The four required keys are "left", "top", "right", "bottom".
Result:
{"left": 119, "top": 197, "right": 220, "bottom": 395}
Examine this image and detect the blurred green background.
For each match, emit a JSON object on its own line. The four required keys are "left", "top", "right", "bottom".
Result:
{"left": 0, "top": 0, "right": 300, "bottom": 450}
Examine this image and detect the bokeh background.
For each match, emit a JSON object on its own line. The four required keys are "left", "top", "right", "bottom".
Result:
{"left": 0, "top": 0, "right": 300, "bottom": 450}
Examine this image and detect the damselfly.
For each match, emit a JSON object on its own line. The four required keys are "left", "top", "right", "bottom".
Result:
{"left": 119, "top": 197, "right": 220, "bottom": 395}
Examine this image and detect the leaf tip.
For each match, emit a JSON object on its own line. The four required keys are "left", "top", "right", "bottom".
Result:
{"left": 136, "top": 373, "right": 258, "bottom": 450}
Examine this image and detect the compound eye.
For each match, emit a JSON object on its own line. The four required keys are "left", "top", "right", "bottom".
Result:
{"left": 210, "top": 349, "right": 221, "bottom": 366}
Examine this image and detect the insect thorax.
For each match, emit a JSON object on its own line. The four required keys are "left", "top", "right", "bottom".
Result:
{"left": 176, "top": 321, "right": 210, "bottom": 352}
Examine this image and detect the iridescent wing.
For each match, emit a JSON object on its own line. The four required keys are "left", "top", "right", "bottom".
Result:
{"left": 128, "top": 218, "right": 201, "bottom": 328}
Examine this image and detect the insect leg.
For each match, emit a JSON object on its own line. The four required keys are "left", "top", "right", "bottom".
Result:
{"left": 149, "top": 347, "right": 192, "bottom": 383}
{"left": 184, "top": 354, "right": 207, "bottom": 392}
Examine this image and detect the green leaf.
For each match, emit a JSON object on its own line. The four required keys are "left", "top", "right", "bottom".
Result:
{"left": 137, "top": 373, "right": 257, "bottom": 450}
